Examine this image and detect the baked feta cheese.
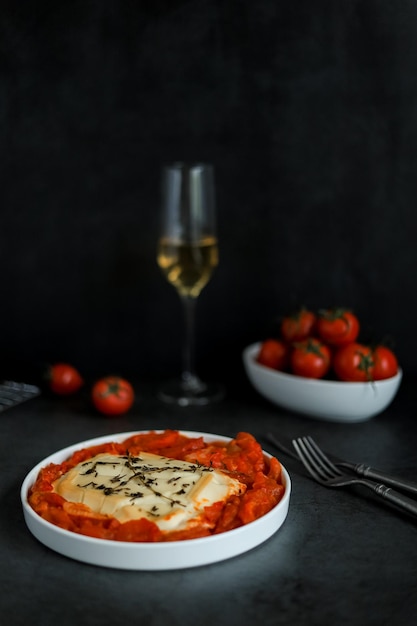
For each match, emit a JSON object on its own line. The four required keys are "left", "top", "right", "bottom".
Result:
{"left": 53, "top": 451, "right": 246, "bottom": 531}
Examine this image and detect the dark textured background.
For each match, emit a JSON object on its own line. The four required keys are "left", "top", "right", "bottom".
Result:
{"left": 2, "top": 0, "right": 417, "bottom": 385}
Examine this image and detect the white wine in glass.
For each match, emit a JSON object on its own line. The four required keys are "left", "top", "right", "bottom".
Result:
{"left": 157, "top": 163, "right": 224, "bottom": 406}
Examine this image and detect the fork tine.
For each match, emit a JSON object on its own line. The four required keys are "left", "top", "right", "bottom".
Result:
{"left": 303, "top": 436, "right": 343, "bottom": 478}
{"left": 292, "top": 439, "right": 326, "bottom": 483}
{"left": 293, "top": 437, "right": 343, "bottom": 482}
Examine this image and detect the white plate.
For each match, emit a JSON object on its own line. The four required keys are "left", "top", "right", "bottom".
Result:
{"left": 21, "top": 431, "right": 291, "bottom": 570}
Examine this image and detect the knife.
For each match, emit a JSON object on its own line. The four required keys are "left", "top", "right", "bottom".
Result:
{"left": 266, "top": 432, "right": 417, "bottom": 497}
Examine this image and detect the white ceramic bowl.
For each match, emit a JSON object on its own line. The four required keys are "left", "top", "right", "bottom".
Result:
{"left": 21, "top": 430, "right": 291, "bottom": 570}
{"left": 243, "top": 342, "right": 402, "bottom": 423}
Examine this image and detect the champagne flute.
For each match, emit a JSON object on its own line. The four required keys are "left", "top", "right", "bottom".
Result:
{"left": 156, "top": 162, "right": 224, "bottom": 406}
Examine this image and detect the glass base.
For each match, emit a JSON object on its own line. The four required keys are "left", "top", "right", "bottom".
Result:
{"left": 157, "top": 376, "right": 225, "bottom": 407}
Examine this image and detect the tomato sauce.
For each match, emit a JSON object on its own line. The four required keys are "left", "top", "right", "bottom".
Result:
{"left": 28, "top": 430, "right": 285, "bottom": 542}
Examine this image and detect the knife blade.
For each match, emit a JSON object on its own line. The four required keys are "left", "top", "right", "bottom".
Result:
{"left": 265, "top": 432, "right": 417, "bottom": 496}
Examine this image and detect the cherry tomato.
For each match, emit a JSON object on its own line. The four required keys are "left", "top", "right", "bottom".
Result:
{"left": 372, "top": 346, "right": 399, "bottom": 380}
{"left": 316, "top": 308, "right": 360, "bottom": 346}
{"left": 257, "top": 339, "right": 289, "bottom": 371}
{"left": 48, "top": 363, "right": 83, "bottom": 395}
{"left": 281, "top": 308, "right": 316, "bottom": 342}
{"left": 290, "top": 338, "right": 331, "bottom": 379}
{"left": 91, "top": 376, "right": 135, "bottom": 416}
{"left": 333, "top": 343, "right": 375, "bottom": 382}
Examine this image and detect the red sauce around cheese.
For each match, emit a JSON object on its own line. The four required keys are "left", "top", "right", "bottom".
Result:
{"left": 28, "top": 430, "right": 285, "bottom": 542}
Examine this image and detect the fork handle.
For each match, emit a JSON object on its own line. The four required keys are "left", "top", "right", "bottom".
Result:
{"left": 368, "top": 482, "right": 417, "bottom": 516}
{"left": 354, "top": 464, "right": 417, "bottom": 496}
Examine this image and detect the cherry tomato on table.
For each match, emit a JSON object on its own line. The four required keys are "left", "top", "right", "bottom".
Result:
{"left": 281, "top": 308, "right": 316, "bottom": 343}
{"left": 316, "top": 308, "right": 360, "bottom": 346}
{"left": 257, "top": 339, "right": 289, "bottom": 371}
{"left": 48, "top": 363, "right": 84, "bottom": 395}
{"left": 333, "top": 342, "right": 375, "bottom": 382}
{"left": 372, "top": 345, "right": 399, "bottom": 380}
{"left": 91, "top": 376, "right": 135, "bottom": 416}
{"left": 290, "top": 338, "right": 331, "bottom": 379}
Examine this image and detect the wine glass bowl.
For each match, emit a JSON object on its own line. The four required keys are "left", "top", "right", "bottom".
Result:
{"left": 157, "top": 163, "right": 224, "bottom": 406}
{"left": 157, "top": 235, "right": 218, "bottom": 298}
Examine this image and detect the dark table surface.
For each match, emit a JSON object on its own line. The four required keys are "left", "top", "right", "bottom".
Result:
{"left": 1, "top": 375, "right": 416, "bottom": 626}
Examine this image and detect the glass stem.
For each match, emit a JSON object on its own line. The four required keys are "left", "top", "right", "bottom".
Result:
{"left": 180, "top": 295, "right": 199, "bottom": 385}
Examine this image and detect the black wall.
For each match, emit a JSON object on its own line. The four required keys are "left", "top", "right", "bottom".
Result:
{"left": 2, "top": 1, "right": 417, "bottom": 385}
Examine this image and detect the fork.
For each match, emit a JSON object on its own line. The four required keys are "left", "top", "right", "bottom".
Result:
{"left": 292, "top": 436, "right": 417, "bottom": 517}
{"left": 266, "top": 432, "right": 417, "bottom": 495}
